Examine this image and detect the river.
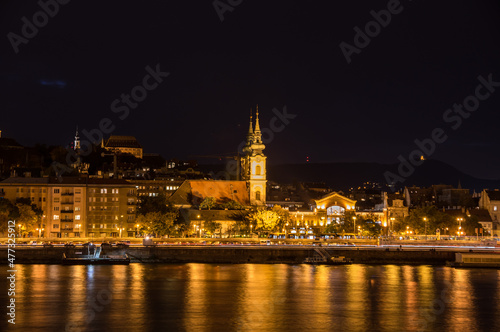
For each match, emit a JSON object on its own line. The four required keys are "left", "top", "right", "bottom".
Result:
{"left": 1, "top": 264, "right": 500, "bottom": 331}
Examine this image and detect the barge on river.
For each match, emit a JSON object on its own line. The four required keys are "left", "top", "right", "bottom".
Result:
{"left": 448, "top": 252, "right": 500, "bottom": 268}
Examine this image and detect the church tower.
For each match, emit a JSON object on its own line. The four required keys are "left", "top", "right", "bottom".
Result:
{"left": 241, "top": 106, "right": 267, "bottom": 205}
{"left": 74, "top": 126, "right": 81, "bottom": 150}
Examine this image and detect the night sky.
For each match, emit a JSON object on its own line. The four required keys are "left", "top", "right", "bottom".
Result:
{"left": 1, "top": 0, "right": 500, "bottom": 179}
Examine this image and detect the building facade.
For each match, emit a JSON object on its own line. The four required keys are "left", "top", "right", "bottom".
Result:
{"left": 240, "top": 107, "right": 267, "bottom": 205}
{"left": 0, "top": 177, "right": 137, "bottom": 238}
{"left": 103, "top": 135, "right": 143, "bottom": 159}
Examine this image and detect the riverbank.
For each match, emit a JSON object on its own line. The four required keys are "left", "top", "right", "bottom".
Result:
{"left": 1, "top": 245, "right": 489, "bottom": 265}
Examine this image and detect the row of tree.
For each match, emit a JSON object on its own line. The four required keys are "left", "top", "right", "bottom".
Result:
{"left": 393, "top": 206, "right": 482, "bottom": 236}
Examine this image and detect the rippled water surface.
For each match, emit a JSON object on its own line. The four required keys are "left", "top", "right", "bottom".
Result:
{"left": 1, "top": 264, "right": 500, "bottom": 331}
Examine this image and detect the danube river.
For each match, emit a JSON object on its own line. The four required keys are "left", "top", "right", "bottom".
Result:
{"left": 2, "top": 264, "right": 500, "bottom": 331}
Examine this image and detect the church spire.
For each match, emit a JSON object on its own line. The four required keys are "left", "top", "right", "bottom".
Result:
{"left": 243, "top": 108, "right": 254, "bottom": 155}
{"left": 74, "top": 126, "right": 80, "bottom": 150}
{"left": 247, "top": 108, "right": 254, "bottom": 136}
{"left": 254, "top": 104, "right": 261, "bottom": 133}
{"left": 254, "top": 104, "right": 262, "bottom": 144}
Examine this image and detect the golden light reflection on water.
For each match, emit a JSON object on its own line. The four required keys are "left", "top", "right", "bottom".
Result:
{"left": 3, "top": 264, "right": 500, "bottom": 331}
{"left": 184, "top": 264, "right": 209, "bottom": 332}
{"left": 378, "top": 265, "right": 404, "bottom": 329}
{"left": 346, "top": 264, "right": 370, "bottom": 331}
{"left": 236, "top": 264, "right": 290, "bottom": 331}
{"left": 447, "top": 268, "right": 477, "bottom": 331}
{"left": 66, "top": 265, "right": 86, "bottom": 327}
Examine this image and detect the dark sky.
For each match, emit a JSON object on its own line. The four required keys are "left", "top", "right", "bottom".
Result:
{"left": 1, "top": 0, "right": 500, "bottom": 179}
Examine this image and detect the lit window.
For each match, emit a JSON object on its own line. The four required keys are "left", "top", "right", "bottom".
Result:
{"left": 101, "top": 189, "right": 107, "bottom": 194}
{"left": 75, "top": 215, "right": 81, "bottom": 220}
{"left": 53, "top": 215, "right": 59, "bottom": 220}
{"left": 494, "top": 206, "right": 498, "bottom": 212}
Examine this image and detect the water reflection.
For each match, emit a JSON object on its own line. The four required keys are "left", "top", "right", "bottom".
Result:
{"left": 1, "top": 264, "right": 499, "bottom": 332}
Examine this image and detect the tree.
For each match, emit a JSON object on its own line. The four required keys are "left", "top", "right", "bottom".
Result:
{"left": 271, "top": 205, "right": 289, "bottom": 230}
{"left": 358, "top": 220, "right": 382, "bottom": 237}
{"left": 138, "top": 193, "right": 171, "bottom": 215}
{"left": 16, "top": 204, "right": 38, "bottom": 236}
{"left": 204, "top": 219, "right": 222, "bottom": 237}
{"left": 396, "top": 206, "right": 455, "bottom": 235}
{"left": 136, "top": 195, "right": 179, "bottom": 237}
{"left": 247, "top": 208, "right": 280, "bottom": 233}
{"left": 230, "top": 210, "right": 251, "bottom": 236}
{"left": 136, "top": 211, "right": 177, "bottom": 237}
{"left": 323, "top": 211, "right": 357, "bottom": 235}
{"left": 199, "top": 197, "right": 217, "bottom": 210}
{"left": 462, "top": 215, "right": 482, "bottom": 236}
{"left": 221, "top": 200, "right": 245, "bottom": 210}
{"left": 0, "top": 198, "right": 17, "bottom": 233}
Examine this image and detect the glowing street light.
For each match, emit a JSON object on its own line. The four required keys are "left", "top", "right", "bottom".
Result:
{"left": 456, "top": 217, "right": 463, "bottom": 239}
{"left": 423, "top": 217, "right": 427, "bottom": 240}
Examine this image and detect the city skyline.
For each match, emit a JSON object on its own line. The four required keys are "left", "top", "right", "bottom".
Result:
{"left": 1, "top": 1, "right": 500, "bottom": 180}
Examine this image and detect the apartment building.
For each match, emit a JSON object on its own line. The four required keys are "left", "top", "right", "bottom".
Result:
{"left": 0, "top": 176, "right": 137, "bottom": 238}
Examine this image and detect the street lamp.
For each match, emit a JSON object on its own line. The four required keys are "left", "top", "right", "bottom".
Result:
{"left": 423, "top": 217, "right": 427, "bottom": 240}
{"left": 457, "top": 218, "right": 463, "bottom": 239}
{"left": 353, "top": 217, "right": 357, "bottom": 236}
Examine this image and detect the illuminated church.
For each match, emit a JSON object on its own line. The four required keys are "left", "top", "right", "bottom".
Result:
{"left": 169, "top": 106, "right": 266, "bottom": 208}
{"left": 240, "top": 106, "right": 267, "bottom": 205}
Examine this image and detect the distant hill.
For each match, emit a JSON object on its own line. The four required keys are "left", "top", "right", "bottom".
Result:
{"left": 267, "top": 160, "right": 500, "bottom": 192}
{"left": 198, "top": 160, "right": 500, "bottom": 192}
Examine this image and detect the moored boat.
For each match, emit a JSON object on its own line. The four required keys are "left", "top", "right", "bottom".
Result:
{"left": 62, "top": 253, "right": 130, "bottom": 265}
{"left": 303, "top": 255, "right": 352, "bottom": 265}
{"left": 448, "top": 252, "right": 500, "bottom": 268}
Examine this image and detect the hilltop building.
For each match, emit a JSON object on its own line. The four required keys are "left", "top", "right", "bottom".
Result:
{"left": 103, "top": 135, "right": 143, "bottom": 159}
